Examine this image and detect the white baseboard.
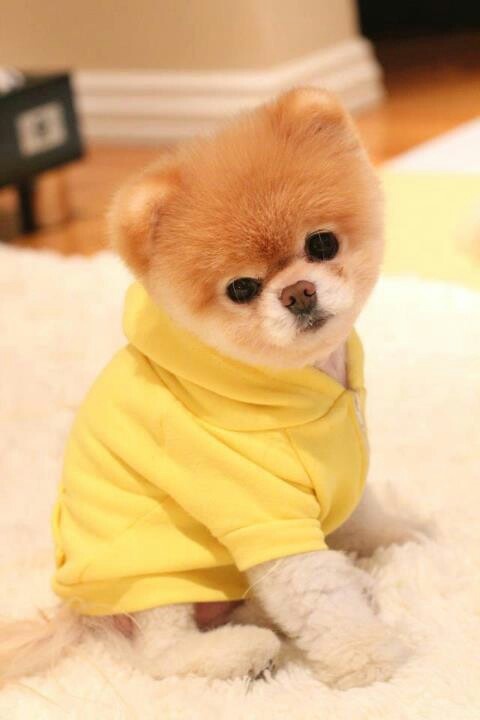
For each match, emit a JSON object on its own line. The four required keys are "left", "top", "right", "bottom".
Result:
{"left": 74, "top": 37, "right": 383, "bottom": 144}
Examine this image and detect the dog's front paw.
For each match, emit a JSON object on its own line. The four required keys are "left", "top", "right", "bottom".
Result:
{"left": 311, "top": 622, "right": 408, "bottom": 690}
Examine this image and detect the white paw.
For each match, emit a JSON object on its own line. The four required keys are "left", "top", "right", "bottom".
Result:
{"left": 212, "top": 625, "right": 282, "bottom": 680}
{"left": 145, "top": 625, "right": 282, "bottom": 681}
{"left": 311, "top": 622, "right": 408, "bottom": 690}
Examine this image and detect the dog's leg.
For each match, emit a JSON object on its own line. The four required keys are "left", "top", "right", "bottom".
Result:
{"left": 327, "top": 485, "right": 423, "bottom": 555}
{"left": 247, "top": 551, "right": 407, "bottom": 689}
{"left": 132, "top": 603, "right": 281, "bottom": 680}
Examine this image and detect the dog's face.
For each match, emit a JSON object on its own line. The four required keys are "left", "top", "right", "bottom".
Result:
{"left": 111, "top": 88, "right": 384, "bottom": 368}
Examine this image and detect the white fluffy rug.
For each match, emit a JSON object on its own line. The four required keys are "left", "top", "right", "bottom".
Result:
{"left": 1, "top": 245, "right": 480, "bottom": 720}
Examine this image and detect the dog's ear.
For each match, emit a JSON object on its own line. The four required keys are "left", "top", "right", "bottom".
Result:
{"left": 108, "top": 161, "right": 180, "bottom": 276}
{"left": 268, "top": 87, "right": 354, "bottom": 141}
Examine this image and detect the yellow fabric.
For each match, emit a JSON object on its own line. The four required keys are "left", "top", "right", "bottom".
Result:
{"left": 52, "top": 283, "right": 368, "bottom": 616}
{"left": 382, "top": 171, "right": 480, "bottom": 291}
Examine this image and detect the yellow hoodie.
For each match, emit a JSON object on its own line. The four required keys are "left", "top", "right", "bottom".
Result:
{"left": 52, "top": 283, "right": 368, "bottom": 616}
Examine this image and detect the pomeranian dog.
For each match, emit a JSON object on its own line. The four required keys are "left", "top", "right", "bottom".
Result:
{"left": 1, "top": 88, "right": 410, "bottom": 690}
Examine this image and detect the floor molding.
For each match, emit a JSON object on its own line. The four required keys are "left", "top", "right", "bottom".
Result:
{"left": 74, "top": 37, "right": 383, "bottom": 143}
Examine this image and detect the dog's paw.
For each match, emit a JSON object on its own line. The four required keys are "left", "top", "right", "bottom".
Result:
{"left": 145, "top": 625, "right": 282, "bottom": 681}
{"left": 311, "top": 622, "right": 408, "bottom": 690}
{"left": 221, "top": 626, "right": 282, "bottom": 680}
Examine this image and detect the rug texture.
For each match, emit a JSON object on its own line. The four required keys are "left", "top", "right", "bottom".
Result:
{"left": 0, "top": 244, "right": 479, "bottom": 720}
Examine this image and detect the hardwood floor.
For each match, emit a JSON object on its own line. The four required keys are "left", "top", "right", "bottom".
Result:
{"left": 359, "top": 32, "right": 480, "bottom": 162}
{"left": 2, "top": 32, "right": 479, "bottom": 256}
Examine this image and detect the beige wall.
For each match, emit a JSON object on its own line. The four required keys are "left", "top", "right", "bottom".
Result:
{"left": 0, "top": 0, "right": 359, "bottom": 71}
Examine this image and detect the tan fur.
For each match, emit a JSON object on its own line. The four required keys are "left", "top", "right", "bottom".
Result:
{"left": 0, "top": 606, "right": 82, "bottom": 685}
{"left": 110, "top": 87, "right": 384, "bottom": 368}
{"left": 108, "top": 160, "right": 180, "bottom": 275}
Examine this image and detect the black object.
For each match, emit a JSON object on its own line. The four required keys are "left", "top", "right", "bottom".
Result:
{"left": 358, "top": 0, "right": 480, "bottom": 38}
{"left": 0, "top": 73, "right": 84, "bottom": 234}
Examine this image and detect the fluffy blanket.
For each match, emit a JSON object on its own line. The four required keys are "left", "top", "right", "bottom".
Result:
{"left": 1, "top": 245, "right": 479, "bottom": 719}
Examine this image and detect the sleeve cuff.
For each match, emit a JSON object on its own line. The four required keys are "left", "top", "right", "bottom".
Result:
{"left": 220, "top": 518, "right": 327, "bottom": 572}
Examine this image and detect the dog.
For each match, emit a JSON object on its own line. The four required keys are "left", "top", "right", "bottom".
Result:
{"left": 1, "top": 88, "right": 410, "bottom": 690}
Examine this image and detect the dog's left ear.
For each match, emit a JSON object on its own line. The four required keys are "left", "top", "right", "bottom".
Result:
{"left": 268, "top": 87, "right": 357, "bottom": 142}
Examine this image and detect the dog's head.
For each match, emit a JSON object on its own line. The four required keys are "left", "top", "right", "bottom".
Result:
{"left": 110, "top": 88, "right": 384, "bottom": 368}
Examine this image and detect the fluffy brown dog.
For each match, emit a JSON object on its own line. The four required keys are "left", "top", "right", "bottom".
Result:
{"left": 1, "top": 88, "right": 410, "bottom": 690}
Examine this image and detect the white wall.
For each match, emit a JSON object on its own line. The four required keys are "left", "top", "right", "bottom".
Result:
{"left": 1, "top": 0, "right": 359, "bottom": 71}
{"left": 1, "top": 1, "right": 382, "bottom": 143}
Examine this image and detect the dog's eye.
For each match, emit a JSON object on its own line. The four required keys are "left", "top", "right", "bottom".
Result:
{"left": 306, "top": 231, "right": 339, "bottom": 261}
{"left": 226, "top": 277, "right": 262, "bottom": 303}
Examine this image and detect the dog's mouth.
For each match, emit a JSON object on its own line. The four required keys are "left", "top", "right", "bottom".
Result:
{"left": 296, "top": 312, "right": 332, "bottom": 333}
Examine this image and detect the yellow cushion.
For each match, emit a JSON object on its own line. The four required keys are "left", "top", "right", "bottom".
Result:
{"left": 382, "top": 171, "right": 480, "bottom": 291}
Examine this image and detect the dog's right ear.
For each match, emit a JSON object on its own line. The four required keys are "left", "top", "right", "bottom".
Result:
{"left": 267, "top": 87, "right": 357, "bottom": 146}
{"left": 108, "top": 161, "right": 180, "bottom": 277}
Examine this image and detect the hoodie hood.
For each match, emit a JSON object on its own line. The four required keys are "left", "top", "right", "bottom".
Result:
{"left": 123, "top": 282, "right": 364, "bottom": 432}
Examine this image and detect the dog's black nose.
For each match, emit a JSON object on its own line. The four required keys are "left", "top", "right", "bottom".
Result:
{"left": 280, "top": 280, "right": 317, "bottom": 315}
